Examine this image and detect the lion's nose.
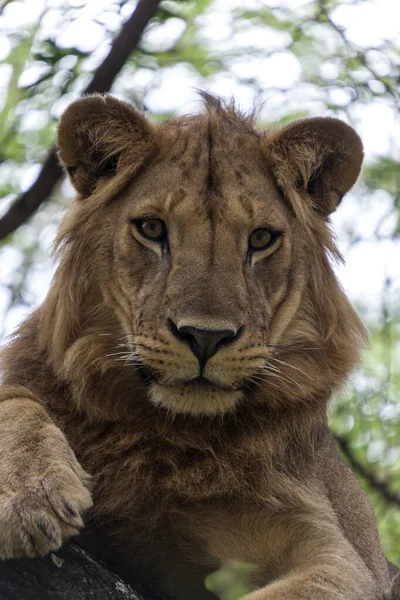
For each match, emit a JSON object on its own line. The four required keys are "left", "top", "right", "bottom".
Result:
{"left": 168, "top": 320, "right": 243, "bottom": 368}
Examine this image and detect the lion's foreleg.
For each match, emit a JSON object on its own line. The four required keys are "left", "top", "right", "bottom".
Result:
{"left": 0, "top": 389, "right": 92, "bottom": 559}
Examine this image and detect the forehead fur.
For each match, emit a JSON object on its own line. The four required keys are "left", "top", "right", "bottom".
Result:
{"left": 193, "top": 91, "right": 257, "bottom": 130}
{"left": 147, "top": 93, "right": 268, "bottom": 216}
{"left": 157, "top": 92, "right": 259, "bottom": 151}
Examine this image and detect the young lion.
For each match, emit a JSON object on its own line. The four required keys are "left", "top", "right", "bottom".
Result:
{"left": 0, "top": 94, "right": 393, "bottom": 599}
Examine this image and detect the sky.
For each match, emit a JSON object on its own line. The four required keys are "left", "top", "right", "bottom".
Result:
{"left": 0, "top": 0, "right": 399, "bottom": 337}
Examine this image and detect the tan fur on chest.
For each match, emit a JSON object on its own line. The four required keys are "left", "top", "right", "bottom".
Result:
{"left": 65, "top": 406, "right": 316, "bottom": 517}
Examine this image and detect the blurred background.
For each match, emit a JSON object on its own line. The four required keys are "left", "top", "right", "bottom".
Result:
{"left": 0, "top": 0, "right": 399, "bottom": 591}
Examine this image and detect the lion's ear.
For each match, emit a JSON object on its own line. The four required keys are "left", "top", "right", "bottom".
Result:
{"left": 265, "top": 117, "right": 363, "bottom": 217}
{"left": 57, "top": 94, "right": 154, "bottom": 197}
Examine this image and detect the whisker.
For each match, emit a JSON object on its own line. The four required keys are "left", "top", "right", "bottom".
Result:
{"left": 254, "top": 368, "right": 297, "bottom": 389}
{"left": 113, "top": 357, "right": 141, "bottom": 364}
{"left": 265, "top": 343, "right": 323, "bottom": 352}
{"left": 247, "top": 374, "right": 281, "bottom": 391}
{"left": 267, "top": 356, "right": 312, "bottom": 380}
{"left": 244, "top": 376, "right": 263, "bottom": 390}
{"left": 106, "top": 351, "right": 139, "bottom": 357}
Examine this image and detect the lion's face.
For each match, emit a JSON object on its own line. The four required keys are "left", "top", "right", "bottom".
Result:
{"left": 56, "top": 95, "right": 365, "bottom": 417}
{"left": 109, "top": 132, "right": 296, "bottom": 415}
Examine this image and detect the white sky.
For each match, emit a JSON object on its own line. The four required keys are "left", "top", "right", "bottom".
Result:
{"left": 0, "top": 0, "right": 399, "bottom": 337}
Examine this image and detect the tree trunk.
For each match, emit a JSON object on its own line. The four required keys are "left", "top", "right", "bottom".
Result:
{"left": 0, "top": 543, "right": 165, "bottom": 600}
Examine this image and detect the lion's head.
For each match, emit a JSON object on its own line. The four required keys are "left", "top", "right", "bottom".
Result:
{"left": 48, "top": 93, "right": 366, "bottom": 418}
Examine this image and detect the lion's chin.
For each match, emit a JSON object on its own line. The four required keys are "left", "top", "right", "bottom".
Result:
{"left": 148, "top": 382, "right": 243, "bottom": 416}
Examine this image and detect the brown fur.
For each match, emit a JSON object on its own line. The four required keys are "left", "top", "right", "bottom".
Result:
{"left": 0, "top": 93, "right": 392, "bottom": 599}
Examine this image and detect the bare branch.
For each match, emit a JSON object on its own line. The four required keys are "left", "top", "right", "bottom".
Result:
{"left": 85, "top": 0, "right": 161, "bottom": 96}
{"left": 0, "top": 0, "right": 162, "bottom": 242}
{"left": 334, "top": 434, "right": 400, "bottom": 508}
{"left": 0, "top": 542, "right": 165, "bottom": 599}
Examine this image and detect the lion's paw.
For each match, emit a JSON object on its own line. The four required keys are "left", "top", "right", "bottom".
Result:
{"left": 0, "top": 466, "right": 93, "bottom": 559}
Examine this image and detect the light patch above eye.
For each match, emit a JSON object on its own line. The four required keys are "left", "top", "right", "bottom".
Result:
{"left": 249, "top": 228, "right": 279, "bottom": 251}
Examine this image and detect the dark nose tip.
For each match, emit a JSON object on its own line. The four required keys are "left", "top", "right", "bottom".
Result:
{"left": 168, "top": 320, "right": 244, "bottom": 368}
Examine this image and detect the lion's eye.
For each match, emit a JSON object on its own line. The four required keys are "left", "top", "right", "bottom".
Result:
{"left": 249, "top": 228, "right": 278, "bottom": 251}
{"left": 134, "top": 218, "right": 167, "bottom": 242}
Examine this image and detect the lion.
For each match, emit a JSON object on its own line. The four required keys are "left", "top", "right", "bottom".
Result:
{"left": 0, "top": 93, "right": 395, "bottom": 600}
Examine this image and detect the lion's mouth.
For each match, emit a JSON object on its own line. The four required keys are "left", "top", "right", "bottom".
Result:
{"left": 138, "top": 363, "right": 245, "bottom": 415}
{"left": 138, "top": 366, "right": 239, "bottom": 393}
{"left": 182, "top": 376, "right": 237, "bottom": 392}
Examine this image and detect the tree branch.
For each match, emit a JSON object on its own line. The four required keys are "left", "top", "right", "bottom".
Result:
{"left": 334, "top": 434, "right": 400, "bottom": 508}
{"left": 0, "top": 0, "right": 162, "bottom": 242}
{"left": 0, "top": 542, "right": 166, "bottom": 600}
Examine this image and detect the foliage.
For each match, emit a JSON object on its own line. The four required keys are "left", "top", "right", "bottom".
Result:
{"left": 206, "top": 562, "right": 255, "bottom": 599}
{"left": 0, "top": 0, "right": 399, "bottom": 592}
